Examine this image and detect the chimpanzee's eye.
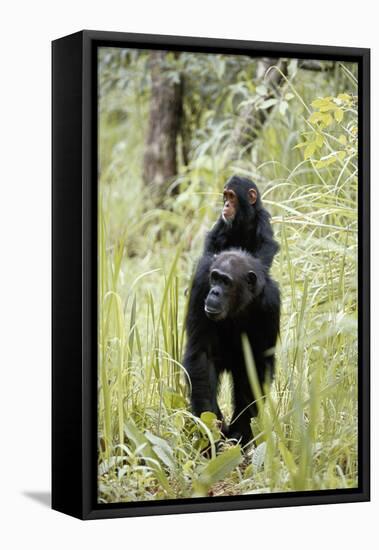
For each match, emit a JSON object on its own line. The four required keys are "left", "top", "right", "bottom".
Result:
{"left": 221, "top": 275, "right": 232, "bottom": 286}
{"left": 211, "top": 270, "right": 220, "bottom": 282}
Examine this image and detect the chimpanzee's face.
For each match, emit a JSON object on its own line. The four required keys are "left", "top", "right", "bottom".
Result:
{"left": 222, "top": 188, "right": 238, "bottom": 224}
{"left": 204, "top": 268, "right": 234, "bottom": 321}
{"left": 221, "top": 184, "right": 258, "bottom": 225}
{"left": 204, "top": 254, "right": 259, "bottom": 321}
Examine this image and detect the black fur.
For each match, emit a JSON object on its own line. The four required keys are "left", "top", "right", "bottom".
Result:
{"left": 205, "top": 175, "right": 279, "bottom": 269}
{"left": 183, "top": 249, "right": 280, "bottom": 445}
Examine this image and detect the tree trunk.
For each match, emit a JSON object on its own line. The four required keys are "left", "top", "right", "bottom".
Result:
{"left": 143, "top": 51, "right": 182, "bottom": 201}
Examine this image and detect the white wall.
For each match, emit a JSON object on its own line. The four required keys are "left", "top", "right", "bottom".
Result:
{"left": 0, "top": 1, "right": 376, "bottom": 548}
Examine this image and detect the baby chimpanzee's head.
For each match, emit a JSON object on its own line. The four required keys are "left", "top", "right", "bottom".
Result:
{"left": 222, "top": 176, "right": 261, "bottom": 225}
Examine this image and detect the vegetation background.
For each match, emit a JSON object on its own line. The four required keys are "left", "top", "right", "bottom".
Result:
{"left": 98, "top": 48, "right": 358, "bottom": 503}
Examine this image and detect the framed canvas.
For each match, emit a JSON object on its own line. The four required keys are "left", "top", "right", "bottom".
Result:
{"left": 52, "top": 30, "right": 370, "bottom": 520}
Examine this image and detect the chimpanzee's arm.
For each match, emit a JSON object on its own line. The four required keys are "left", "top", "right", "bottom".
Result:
{"left": 253, "top": 208, "right": 279, "bottom": 269}
{"left": 203, "top": 218, "right": 228, "bottom": 255}
{"left": 252, "top": 278, "right": 281, "bottom": 383}
{"left": 183, "top": 254, "right": 220, "bottom": 417}
{"left": 254, "top": 237, "right": 279, "bottom": 270}
{"left": 183, "top": 349, "right": 219, "bottom": 417}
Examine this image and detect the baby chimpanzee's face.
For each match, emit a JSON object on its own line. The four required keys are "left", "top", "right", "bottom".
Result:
{"left": 221, "top": 179, "right": 258, "bottom": 225}
{"left": 222, "top": 188, "right": 238, "bottom": 224}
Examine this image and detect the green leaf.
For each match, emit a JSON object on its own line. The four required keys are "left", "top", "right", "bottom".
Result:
{"left": 200, "top": 411, "right": 221, "bottom": 440}
{"left": 258, "top": 98, "right": 277, "bottom": 110}
{"left": 338, "top": 135, "right": 347, "bottom": 145}
{"left": 337, "top": 93, "right": 351, "bottom": 103}
{"left": 309, "top": 111, "right": 333, "bottom": 127}
{"left": 151, "top": 444, "right": 175, "bottom": 470}
{"left": 311, "top": 97, "right": 336, "bottom": 111}
{"left": 278, "top": 441, "right": 297, "bottom": 477}
{"left": 334, "top": 109, "right": 344, "bottom": 123}
{"left": 304, "top": 143, "right": 316, "bottom": 159}
{"left": 183, "top": 460, "right": 195, "bottom": 475}
{"left": 145, "top": 431, "right": 173, "bottom": 457}
{"left": 252, "top": 442, "right": 267, "bottom": 471}
{"left": 315, "top": 134, "right": 324, "bottom": 148}
{"left": 124, "top": 419, "right": 155, "bottom": 459}
{"left": 124, "top": 422, "right": 173, "bottom": 494}
{"left": 195, "top": 445, "right": 243, "bottom": 494}
{"left": 200, "top": 411, "right": 218, "bottom": 428}
{"left": 311, "top": 98, "right": 326, "bottom": 109}
{"left": 256, "top": 84, "right": 268, "bottom": 96}
{"left": 322, "top": 113, "right": 333, "bottom": 127}
{"left": 242, "top": 334, "right": 263, "bottom": 414}
{"left": 309, "top": 112, "right": 324, "bottom": 124}
{"left": 163, "top": 388, "right": 186, "bottom": 410}
{"left": 337, "top": 150, "right": 347, "bottom": 161}
{"left": 293, "top": 142, "right": 308, "bottom": 149}
{"left": 279, "top": 100, "right": 288, "bottom": 116}
{"left": 319, "top": 103, "right": 337, "bottom": 112}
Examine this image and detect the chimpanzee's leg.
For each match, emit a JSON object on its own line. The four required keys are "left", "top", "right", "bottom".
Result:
{"left": 228, "top": 377, "right": 257, "bottom": 445}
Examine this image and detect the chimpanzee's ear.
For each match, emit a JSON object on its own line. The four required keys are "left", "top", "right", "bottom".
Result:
{"left": 247, "top": 270, "right": 257, "bottom": 286}
{"left": 248, "top": 188, "right": 257, "bottom": 205}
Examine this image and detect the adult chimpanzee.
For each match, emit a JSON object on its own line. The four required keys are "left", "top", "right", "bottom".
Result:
{"left": 183, "top": 249, "right": 280, "bottom": 445}
{"left": 204, "top": 175, "right": 279, "bottom": 269}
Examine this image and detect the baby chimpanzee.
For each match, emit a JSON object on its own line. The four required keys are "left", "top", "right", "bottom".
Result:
{"left": 205, "top": 176, "right": 279, "bottom": 269}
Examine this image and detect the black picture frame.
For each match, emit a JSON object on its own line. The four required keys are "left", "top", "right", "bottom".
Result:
{"left": 52, "top": 30, "right": 370, "bottom": 520}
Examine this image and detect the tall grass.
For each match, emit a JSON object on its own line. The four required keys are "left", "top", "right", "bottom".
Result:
{"left": 97, "top": 57, "right": 358, "bottom": 503}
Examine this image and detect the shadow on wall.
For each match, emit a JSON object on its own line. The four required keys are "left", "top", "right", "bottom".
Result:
{"left": 22, "top": 491, "right": 51, "bottom": 508}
